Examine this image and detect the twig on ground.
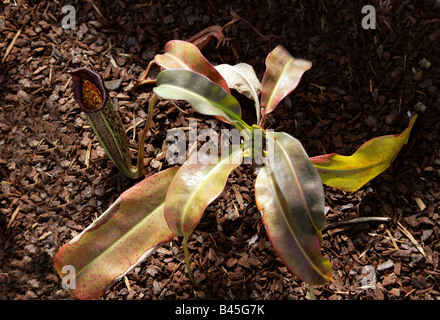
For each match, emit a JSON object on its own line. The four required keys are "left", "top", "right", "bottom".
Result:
{"left": 2, "top": 27, "right": 22, "bottom": 64}
{"left": 324, "top": 216, "right": 391, "bottom": 231}
{"left": 7, "top": 205, "right": 21, "bottom": 229}
{"left": 386, "top": 228, "right": 400, "bottom": 250}
{"left": 397, "top": 222, "right": 426, "bottom": 258}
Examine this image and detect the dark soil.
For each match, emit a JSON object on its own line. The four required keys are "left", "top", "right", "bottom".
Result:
{"left": 1, "top": 0, "right": 440, "bottom": 300}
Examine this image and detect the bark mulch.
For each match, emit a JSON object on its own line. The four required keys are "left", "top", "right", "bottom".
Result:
{"left": 1, "top": 0, "right": 439, "bottom": 300}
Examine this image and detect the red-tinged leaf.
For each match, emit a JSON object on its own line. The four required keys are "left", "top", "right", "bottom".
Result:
{"left": 154, "top": 40, "right": 230, "bottom": 93}
{"left": 164, "top": 147, "right": 242, "bottom": 237}
{"left": 255, "top": 131, "right": 331, "bottom": 285}
{"left": 187, "top": 25, "right": 225, "bottom": 50}
{"left": 260, "top": 45, "right": 312, "bottom": 115}
{"left": 310, "top": 115, "right": 417, "bottom": 192}
{"left": 265, "top": 132, "right": 326, "bottom": 234}
{"left": 255, "top": 166, "right": 332, "bottom": 286}
{"left": 53, "top": 167, "right": 178, "bottom": 300}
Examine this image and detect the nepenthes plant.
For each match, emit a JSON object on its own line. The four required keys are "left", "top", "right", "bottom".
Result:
{"left": 54, "top": 40, "right": 417, "bottom": 300}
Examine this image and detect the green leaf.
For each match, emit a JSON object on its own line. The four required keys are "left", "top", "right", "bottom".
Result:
{"left": 53, "top": 167, "right": 178, "bottom": 300}
{"left": 260, "top": 45, "right": 312, "bottom": 115}
{"left": 154, "top": 69, "right": 246, "bottom": 128}
{"left": 164, "top": 147, "right": 242, "bottom": 237}
{"left": 154, "top": 40, "right": 230, "bottom": 93}
{"left": 255, "top": 132, "right": 331, "bottom": 285}
{"left": 310, "top": 115, "right": 417, "bottom": 192}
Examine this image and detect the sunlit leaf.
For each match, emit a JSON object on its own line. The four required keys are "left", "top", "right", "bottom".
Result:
{"left": 215, "top": 63, "right": 262, "bottom": 123}
{"left": 164, "top": 147, "right": 242, "bottom": 237}
{"left": 53, "top": 167, "right": 178, "bottom": 300}
{"left": 154, "top": 69, "right": 244, "bottom": 127}
{"left": 255, "top": 132, "right": 331, "bottom": 285}
{"left": 310, "top": 115, "right": 417, "bottom": 192}
{"left": 260, "top": 45, "right": 312, "bottom": 115}
{"left": 154, "top": 40, "right": 230, "bottom": 92}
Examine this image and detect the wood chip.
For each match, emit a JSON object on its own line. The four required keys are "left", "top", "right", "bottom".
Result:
{"left": 232, "top": 184, "right": 244, "bottom": 210}
{"left": 377, "top": 260, "right": 394, "bottom": 271}
{"left": 124, "top": 275, "right": 131, "bottom": 293}
{"left": 414, "top": 197, "right": 426, "bottom": 211}
{"left": 38, "top": 231, "right": 52, "bottom": 241}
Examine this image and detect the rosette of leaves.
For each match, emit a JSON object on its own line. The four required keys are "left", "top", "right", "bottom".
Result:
{"left": 55, "top": 40, "right": 417, "bottom": 299}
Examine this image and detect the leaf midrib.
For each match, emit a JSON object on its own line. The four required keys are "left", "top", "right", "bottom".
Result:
{"left": 157, "top": 83, "right": 242, "bottom": 123}
{"left": 75, "top": 203, "right": 164, "bottom": 278}
{"left": 178, "top": 152, "right": 238, "bottom": 236}
{"left": 264, "top": 168, "right": 328, "bottom": 280}
{"left": 265, "top": 58, "right": 292, "bottom": 112}
{"left": 273, "top": 134, "right": 319, "bottom": 233}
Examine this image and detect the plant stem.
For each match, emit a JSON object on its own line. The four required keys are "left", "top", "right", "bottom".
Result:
{"left": 132, "top": 93, "right": 157, "bottom": 179}
{"left": 259, "top": 113, "right": 267, "bottom": 128}
{"left": 309, "top": 285, "right": 316, "bottom": 300}
{"left": 183, "top": 235, "right": 196, "bottom": 286}
{"left": 234, "top": 120, "right": 253, "bottom": 141}
{"left": 144, "top": 93, "right": 156, "bottom": 140}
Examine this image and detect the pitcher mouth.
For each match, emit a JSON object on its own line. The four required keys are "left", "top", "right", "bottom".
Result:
{"left": 69, "top": 67, "right": 109, "bottom": 113}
